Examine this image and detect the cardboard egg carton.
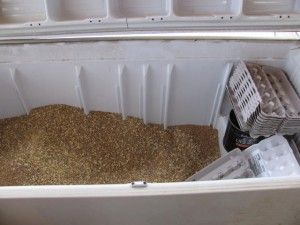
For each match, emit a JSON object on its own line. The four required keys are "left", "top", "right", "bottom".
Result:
{"left": 228, "top": 61, "right": 300, "bottom": 137}
{"left": 262, "top": 66, "right": 300, "bottom": 135}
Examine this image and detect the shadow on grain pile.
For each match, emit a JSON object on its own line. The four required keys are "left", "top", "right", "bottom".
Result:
{"left": 0, "top": 105, "right": 220, "bottom": 185}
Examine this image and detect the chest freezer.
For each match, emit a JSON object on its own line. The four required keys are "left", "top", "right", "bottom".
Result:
{"left": 0, "top": 1, "right": 300, "bottom": 225}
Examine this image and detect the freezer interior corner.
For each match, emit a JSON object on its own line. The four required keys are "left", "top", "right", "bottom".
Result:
{"left": 0, "top": 39, "right": 300, "bottom": 187}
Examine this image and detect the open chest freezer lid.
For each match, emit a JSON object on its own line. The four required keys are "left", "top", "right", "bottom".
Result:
{"left": 0, "top": 0, "right": 300, "bottom": 39}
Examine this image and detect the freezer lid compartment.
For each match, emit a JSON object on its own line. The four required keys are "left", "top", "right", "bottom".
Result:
{"left": 0, "top": 0, "right": 300, "bottom": 38}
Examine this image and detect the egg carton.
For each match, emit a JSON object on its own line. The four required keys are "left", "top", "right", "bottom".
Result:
{"left": 187, "top": 135, "right": 300, "bottom": 181}
{"left": 228, "top": 61, "right": 262, "bottom": 125}
{"left": 228, "top": 61, "right": 300, "bottom": 137}
{"left": 247, "top": 64, "right": 286, "bottom": 137}
{"left": 226, "top": 86, "right": 251, "bottom": 131}
{"left": 228, "top": 62, "right": 286, "bottom": 135}
{"left": 244, "top": 135, "right": 300, "bottom": 177}
{"left": 262, "top": 66, "right": 300, "bottom": 134}
{"left": 186, "top": 149, "right": 254, "bottom": 181}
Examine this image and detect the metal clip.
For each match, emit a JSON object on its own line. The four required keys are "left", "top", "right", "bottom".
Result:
{"left": 131, "top": 181, "right": 147, "bottom": 188}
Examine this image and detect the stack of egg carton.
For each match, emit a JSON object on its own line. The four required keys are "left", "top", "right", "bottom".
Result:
{"left": 186, "top": 135, "right": 300, "bottom": 181}
{"left": 228, "top": 61, "right": 300, "bottom": 137}
{"left": 263, "top": 66, "right": 300, "bottom": 134}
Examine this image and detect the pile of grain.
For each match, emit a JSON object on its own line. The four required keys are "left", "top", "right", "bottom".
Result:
{"left": 0, "top": 105, "right": 219, "bottom": 185}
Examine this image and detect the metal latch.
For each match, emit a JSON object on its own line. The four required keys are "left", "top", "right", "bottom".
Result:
{"left": 131, "top": 181, "right": 147, "bottom": 188}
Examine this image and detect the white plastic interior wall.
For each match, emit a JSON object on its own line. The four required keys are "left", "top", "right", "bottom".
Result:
{"left": 0, "top": 0, "right": 300, "bottom": 36}
{"left": 0, "top": 40, "right": 300, "bottom": 145}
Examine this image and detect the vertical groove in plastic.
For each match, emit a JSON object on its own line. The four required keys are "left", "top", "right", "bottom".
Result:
{"left": 212, "top": 63, "right": 234, "bottom": 127}
{"left": 142, "top": 64, "right": 149, "bottom": 124}
{"left": 163, "top": 64, "right": 174, "bottom": 129}
{"left": 118, "top": 64, "right": 126, "bottom": 120}
{"left": 139, "top": 85, "right": 143, "bottom": 119}
{"left": 75, "top": 65, "right": 89, "bottom": 115}
{"left": 116, "top": 85, "right": 121, "bottom": 115}
{"left": 9, "top": 68, "right": 30, "bottom": 115}
{"left": 160, "top": 86, "right": 166, "bottom": 125}
{"left": 210, "top": 84, "right": 221, "bottom": 126}
{"left": 75, "top": 85, "right": 82, "bottom": 110}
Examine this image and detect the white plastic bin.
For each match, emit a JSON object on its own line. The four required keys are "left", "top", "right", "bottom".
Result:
{"left": 0, "top": 39, "right": 299, "bottom": 225}
{"left": 0, "top": 1, "right": 299, "bottom": 225}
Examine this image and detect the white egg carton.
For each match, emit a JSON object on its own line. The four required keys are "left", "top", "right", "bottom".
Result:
{"left": 247, "top": 63, "right": 286, "bottom": 137}
{"left": 262, "top": 66, "right": 300, "bottom": 134}
{"left": 228, "top": 61, "right": 300, "bottom": 137}
{"left": 244, "top": 135, "right": 300, "bottom": 177}
{"left": 228, "top": 61, "right": 262, "bottom": 126}
{"left": 227, "top": 86, "right": 252, "bottom": 131}
{"left": 228, "top": 61, "right": 286, "bottom": 135}
{"left": 186, "top": 149, "right": 254, "bottom": 181}
{"left": 187, "top": 135, "right": 300, "bottom": 181}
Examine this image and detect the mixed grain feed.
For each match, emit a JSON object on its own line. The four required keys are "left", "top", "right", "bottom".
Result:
{"left": 0, "top": 105, "right": 220, "bottom": 185}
